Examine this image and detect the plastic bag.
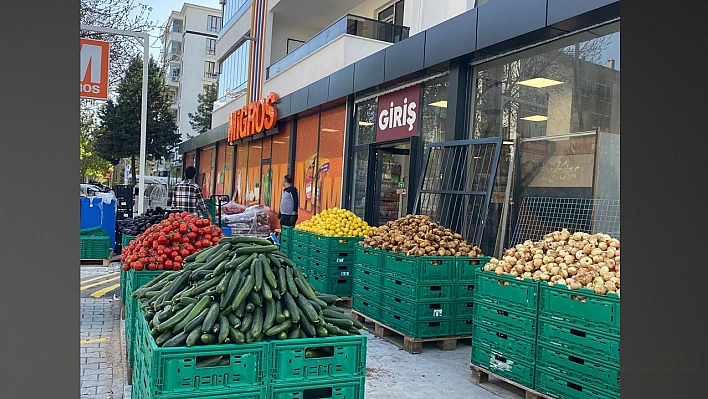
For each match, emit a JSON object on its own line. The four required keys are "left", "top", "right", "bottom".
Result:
{"left": 222, "top": 201, "right": 247, "bottom": 215}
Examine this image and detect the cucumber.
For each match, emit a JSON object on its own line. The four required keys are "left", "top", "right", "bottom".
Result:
{"left": 162, "top": 330, "right": 189, "bottom": 347}
{"left": 195, "top": 245, "right": 219, "bottom": 262}
{"left": 322, "top": 308, "right": 350, "bottom": 319}
{"left": 259, "top": 254, "right": 278, "bottom": 288}
{"left": 250, "top": 307, "right": 264, "bottom": 337}
{"left": 323, "top": 323, "right": 340, "bottom": 335}
{"left": 172, "top": 296, "right": 211, "bottom": 332}
{"left": 156, "top": 303, "right": 195, "bottom": 332}
{"left": 288, "top": 327, "right": 301, "bottom": 339}
{"left": 212, "top": 260, "right": 230, "bottom": 280}
{"left": 203, "top": 251, "right": 230, "bottom": 271}
{"left": 308, "top": 300, "right": 322, "bottom": 312}
{"left": 186, "top": 325, "right": 202, "bottom": 347}
{"left": 218, "top": 315, "right": 230, "bottom": 343}
{"left": 283, "top": 292, "right": 300, "bottom": 323}
{"left": 239, "top": 312, "right": 253, "bottom": 333}
{"left": 245, "top": 303, "right": 255, "bottom": 313}
{"left": 283, "top": 309, "right": 290, "bottom": 320}
{"left": 245, "top": 334, "right": 254, "bottom": 344}
{"left": 235, "top": 245, "right": 279, "bottom": 255}
{"left": 180, "top": 297, "right": 199, "bottom": 305}
{"left": 261, "top": 283, "right": 273, "bottom": 301}
{"left": 206, "top": 243, "right": 232, "bottom": 261}
{"left": 249, "top": 291, "right": 263, "bottom": 307}
{"left": 155, "top": 330, "right": 175, "bottom": 346}
{"left": 191, "top": 276, "right": 222, "bottom": 296}
{"left": 278, "top": 268, "right": 287, "bottom": 295}
{"left": 225, "top": 254, "right": 249, "bottom": 270}
{"left": 263, "top": 299, "right": 276, "bottom": 332}
{"left": 219, "top": 307, "right": 232, "bottom": 317}
{"left": 195, "top": 290, "right": 219, "bottom": 300}
{"left": 231, "top": 275, "right": 254, "bottom": 311}
{"left": 285, "top": 267, "right": 299, "bottom": 297}
{"left": 315, "top": 293, "right": 339, "bottom": 306}
{"left": 266, "top": 253, "right": 282, "bottom": 268}
{"left": 297, "top": 308, "right": 316, "bottom": 337}
{"left": 253, "top": 259, "right": 264, "bottom": 292}
{"left": 345, "top": 326, "right": 361, "bottom": 335}
{"left": 294, "top": 270, "right": 327, "bottom": 307}
{"left": 336, "top": 330, "right": 350, "bottom": 336}
{"left": 326, "top": 306, "right": 346, "bottom": 313}
{"left": 228, "top": 325, "right": 245, "bottom": 344}
{"left": 235, "top": 302, "right": 246, "bottom": 318}
{"left": 324, "top": 317, "right": 354, "bottom": 329}
{"left": 277, "top": 255, "right": 295, "bottom": 267}
{"left": 271, "top": 288, "right": 281, "bottom": 300}
{"left": 150, "top": 326, "right": 160, "bottom": 338}
{"left": 265, "top": 320, "right": 292, "bottom": 336}
{"left": 315, "top": 326, "right": 329, "bottom": 337}
{"left": 351, "top": 318, "right": 363, "bottom": 329}
{"left": 226, "top": 313, "right": 241, "bottom": 327}
{"left": 225, "top": 236, "right": 274, "bottom": 245}
{"left": 220, "top": 269, "right": 242, "bottom": 309}
{"left": 237, "top": 253, "right": 258, "bottom": 272}
{"left": 295, "top": 292, "right": 319, "bottom": 323}
{"left": 182, "top": 308, "right": 209, "bottom": 334}
{"left": 183, "top": 250, "right": 201, "bottom": 263}
{"left": 219, "top": 358, "right": 230, "bottom": 366}
{"left": 202, "top": 302, "right": 221, "bottom": 333}
{"left": 162, "top": 272, "right": 191, "bottom": 303}
{"left": 200, "top": 333, "right": 218, "bottom": 345}
{"left": 212, "top": 323, "right": 220, "bottom": 334}
{"left": 196, "top": 355, "right": 223, "bottom": 367}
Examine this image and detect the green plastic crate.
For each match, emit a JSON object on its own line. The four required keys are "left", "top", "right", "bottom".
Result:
{"left": 382, "top": 306, "right": 454, "bottom": 338}
{"left": 80, "top": 235, "right": 111, "bottom": 259}
{"left": 292, "top": 241, "right": 310, "bottom": 256}
{"left": 453, "top": 318, "right": 474, "bottom": 335}
{"left": 352, "top": 278, "right": 381, "bottom": 304}
{"left": 306, "top": 271, "right": 352, "bottom": 297}
{"left": 537, "top": 317, "right": 620, "bottom": 364}
{"left": 126, "top": 270, "right": 173, "bottom": 365}
{"left": 536, "top": 343, "right": 620, "bottom": 395}
{"left": 535, "top": 369, "right": 619, "bottom": 399}
{"left": 454, "top": 300, "right": 475, "bottom": 317}
{"left": 134, "top": 315, "right": 269, "bottom": 397}
{"left": 279, "top": 235, "right": 292, "bottom": 257}
{"left": 269, "top": 377, "right": 365, "bottom": 399}
{"left": 310, "top": 247, "right": 355, "bottom": 265}
{"left": 382, "top": 294, "right": 453, "bottom": 320}
{"left": 310, "top": 258, "right": 353, "bottom": 278}
{"left": 310, "top": 234, "right": 363, "bottom": 251}
{"left": 382, "top": 275, "right": 454, "bottom": 301}
{"left": 121, "top": 269, "right": 129, "bottom": 304}
{"left": 473, "top": 302, "right": 538, "bottom": 338}
{"left": 539, "top": 282, "right": 620, "bottom": 336}
{"left": 269, "top": 335, "right": 366, "bottom": 384}
{"left": 471, "top": 344, "right": 535, "bottom": 390}
{"left": 472, "top": 324, "right": 537, "bottom": 364}
{"left": 81, "top": 226, "right": 106, "bottom": 236}
{"left": 291, "top": 229, "right": 311, "bottom": 245}
{"left": 352, "top": 295, "right": 381, "bottom": 320}
{"left": 383, "top": 253, "right": 455, "bottom": 282}
{"left": 280, "top": 225, "right": 294, "bottom": 240}
{"left": 354, "top": 246, "right": 383, "bottom": 270}
{"left": 292, "top": 253, "right": 309, "bottom": 270}
{"left": 353, "top": 263, "right": 382, "bottom": 287}
{"left": 454, "top": 282, "right": 476, "bottom": 301}
{"left": 475, "top": 271, "right": 539, "bottom": 313}
{"left": 122, "top": 234, "right": 137, "bottom": 249}
{"left": 455, "top": 256, "right": 490, "bottom": 282}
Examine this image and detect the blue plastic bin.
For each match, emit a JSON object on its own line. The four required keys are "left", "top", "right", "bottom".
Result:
{"left": 80, "top": 197, "right": 116, "bottom": 250}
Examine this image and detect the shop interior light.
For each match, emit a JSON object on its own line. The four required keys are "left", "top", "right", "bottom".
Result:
{"left": 321, "top": 128, "right": 339, "bottom": 132}
{"left": 273, "top": 141, "right": 286, "bottom": 144}
{"left": 429, "top": 100, "right": 448, "bottom": 108}
{"left": 518, "top": 77, "right": 564, "bottom": 88}
{"left": 520, "top": 114, "right": 548, "bottom": 122}
{"left": 251, "top": 146, "right": 262, "bottom": 149}
{"left": 359, "top": 121, "right": 374, "bottom": 126}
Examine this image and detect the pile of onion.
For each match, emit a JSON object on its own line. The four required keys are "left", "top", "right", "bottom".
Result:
{"left": 482, "top": 229, "right": 620, "bottom": 296}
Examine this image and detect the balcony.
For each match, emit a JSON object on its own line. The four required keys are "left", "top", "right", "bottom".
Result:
{"left": 204, "top": 72, "right": 218, "bottom": 79}
{"left": 266, "top": 14, "right": 409, "bottom": 80}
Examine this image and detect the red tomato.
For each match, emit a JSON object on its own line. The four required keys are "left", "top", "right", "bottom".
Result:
{"left": 148, "top": 263, "right": 157, "bottom": 270}
{"left": 173, "top": 262, "right": 182, "bottom": 271}
{"left": 187, "top": 232, "right": 197, "bottom": 240}
{"left": 179, "top": 224, "right": 188, "bottom": 234}
{"left": 142, "top": 241, "right": 149, "bottom": 248}
{"left": 204, "top": 234, "right": 212, "bottom": 241}
{"left": 202, "top": 219, "right": 211, "bottom": 226}
{"left": 172, "top": 233, "right": 182, "bottom": 242}
{"left": 171, "top": 251, "right": 179, "bottom": 259}
{"left": 195, "top": 219, "right": 203, "bottom": 228}
{"left": 180, "top": 249, "right": 190, "bottom": 257}
{"left": 132, "top": 261, "right": 144, "bottom": 271}
{"left": 174, "top": 256, "right": 183, "bottom": 263}
{"left": 121, "top": 263, "right": 130, "bottom": 271}
{"left": 181, "top": 237, "right": 190, "bottom": 244}
{"left": 129, "top": 255, "right": 138, "bottom": 263}
{"left": 213, "top": 227, "right": 222, "bottom": 235}
{"left": 212, "top": 236, "right": 219, "bottom": 243}
{"left": 186, "top": 244, "right": 195, "bottom": 252}
{"left": 194, "top": 241, "right": 203, "bottom": 249}
{"left": 202, "top": 239, "right": 212, "bottom": 247}
{"left": 164, "top": 260, "right": 174, "bottom": 269}
{"left": 198, "top": 228, "right": 205, "bottom": 236}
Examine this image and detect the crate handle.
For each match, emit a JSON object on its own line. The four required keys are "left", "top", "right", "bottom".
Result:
{"left": 431, "top": 260, "right": 442, "bottom": 265}
{"left": 428, "top": 322, "right": 441, "bottom": 327}
{"left": 363, "top": 270, "right": 372, "bottom": 276}
{"left": 571, "top": 295, "right": 587, "bottom": 302}
{"left": 495, "top": 332, "right": 508, "bottom": 340}
{"left": 430, "top": 286, "right": 442, "bottom": 291}
{"left": 497, "top": 280, "right": 510, "bottom": 287}
{"left": 195, "top": 354, "right": 230, "bottom": 368}
{"left": 394, "top": 315, "right": 402, "bottom": 321}
{"left": 568, "top": 355, "right": 585, "bottom": 365}
{"left": 304, "top": 345, "right": 335, "bottom": 358}
{"left": 496, "top": 309, "right": 509, "bottom": 317}
{"left": 566, "top": 381, "right": 583, "bottom": 392}
{"left": 466, "top": 302, "right": 474, "bottom": 308}
{"left": 428, "top": 304, "right": 442, "bottom": 309}
{"left": 465, "top": 320, "right": 473, "bottom": 325}
{"left": 394, "top": 280, "right": 403, "bottom": 286}
{"left": 394, "top": 298, "right": 402, "bottom": 303}
{"left": 570, "top": 328, "right": 586, "bottom": 338}
{"left": 301, "top": 387, "right": 334, "bottom": 398}
{"left": 394, "top": 257, "right": 403, "bottom": 262}
{"left": 494, "top": 355, "right": 507, "bottom": 363}
{"left": 362, "top": 301, "right": 370, "bottom": 306}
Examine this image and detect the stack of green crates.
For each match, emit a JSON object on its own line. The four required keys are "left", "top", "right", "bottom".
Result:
{"left": 279, "top": 226, "right": 293, "bottom": 258}
{"left": 352, "top": 246, "right": 385, "bottom": 319}
{"left": 80, "top": 228, "right": 111, "bottom": 260}
{"left": 534, "top": 282, "right": 620, "bottom": 399}
{"left": 471, "top": 271, "right": 540, "bottom": 389}
{"left": 294, "top": 230, "right": 362, "bottom": 297}
{"left": 120, "top": 234, "right": 137, "bottom": 305}
{"left": 131, "top": 311, "right": 367, "bottom": 399}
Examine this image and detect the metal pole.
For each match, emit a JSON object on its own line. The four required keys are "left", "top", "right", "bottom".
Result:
{"left": 138, "top": 35, "right": 149, "bottom": 214}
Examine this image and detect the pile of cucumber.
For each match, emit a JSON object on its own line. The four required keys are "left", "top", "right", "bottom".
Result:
{"left": 132, "top": 236, "right": 364, "bottom": 347}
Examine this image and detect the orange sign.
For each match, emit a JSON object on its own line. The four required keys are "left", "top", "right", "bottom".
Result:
{"left": 80, "top": 38, "right": 110, "bottom": 100}
{"left": 228, "top": 92, "right": 278, "bottom": 142}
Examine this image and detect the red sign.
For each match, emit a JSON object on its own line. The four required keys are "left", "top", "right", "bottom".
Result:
{"left": 228, "top": 92, "right": 278, "bottom": 142}
{"left": 376, "top": 85, "right": 420, "bottom": 142}
{"left": 80, "top": 38, "right": 110, "bottom": 100}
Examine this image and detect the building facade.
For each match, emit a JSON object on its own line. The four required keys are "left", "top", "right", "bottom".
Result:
{"left": 179, "top": 0, "right": 620, "bottom": 257}
{"left": 161, "top": 3, "right": 223, "bottom": 142}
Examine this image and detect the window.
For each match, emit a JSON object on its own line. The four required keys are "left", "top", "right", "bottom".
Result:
{"left": 224, "top": 0, "right": 249, "bottom": 26}
{"left": 171, "top": 19, "right": 183, "bottom": 33}
{"left": 204, "top": 61, "right": 217, "bottom": 79}
{"left": 215, "top": 40, "right": 251, "bottom": 108}
{"left": 207, "top": 15, "right": 221, "bottom": 33}
{"left": 206, "top": 38, "right": 216, "bottom": 56}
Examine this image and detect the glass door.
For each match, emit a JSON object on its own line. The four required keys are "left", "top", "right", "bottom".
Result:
{"left": 372, "top": 141, "right": 411, "bottom": 227}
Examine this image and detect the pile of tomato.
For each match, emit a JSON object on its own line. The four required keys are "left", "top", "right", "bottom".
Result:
{"left": 120, "top": 212, "right": 224, "bottom": 271}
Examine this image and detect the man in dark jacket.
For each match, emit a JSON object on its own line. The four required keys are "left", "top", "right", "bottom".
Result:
{"left": 278, "top": 175, "right": 299, "bottom": 227}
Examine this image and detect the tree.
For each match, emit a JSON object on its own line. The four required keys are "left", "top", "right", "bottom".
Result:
{"left": 189, "top": 83, "right": 218, "bottom": 135}
{"left": 94, "top": 57, "right": 180, "bottom": 186}
{"left": 80, "top": 112, "right": 113, "bottom": 182}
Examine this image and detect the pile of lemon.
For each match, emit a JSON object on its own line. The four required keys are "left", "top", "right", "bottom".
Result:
{"left": 296, "top": 207, "right": 375, "bottom": 237}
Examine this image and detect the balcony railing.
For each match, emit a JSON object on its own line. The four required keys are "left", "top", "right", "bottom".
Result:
{"left": 213, "top": 85, "right": 247, "bottom": 111}
{"left": 204, "top": 72, "right": 218, "bottom": 79}
{"left": 266, "top": 14, "right": 410, "bottom": 80}
{"left": 171, "top": 75, "right": 180, "bottom": 82}
{"left": 171, "top": 25, "right": 182, "bottom": 33}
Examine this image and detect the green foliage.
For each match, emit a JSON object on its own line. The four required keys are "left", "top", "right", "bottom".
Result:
{"left": 189, "top": 83, "right": 218, "bottom": 135}
{"left": 80, "top": 112, "right": 113, "bottom": 182}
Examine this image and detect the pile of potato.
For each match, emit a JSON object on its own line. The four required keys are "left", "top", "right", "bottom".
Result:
{"left": 483, "top": 229, "right": 620, "bottom": 296}
{"left": 360, "top": 215, "right": 484, "bottom": 257}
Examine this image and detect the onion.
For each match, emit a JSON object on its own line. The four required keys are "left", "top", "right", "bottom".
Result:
{"left": 593, "top": 255, "right": 604, "bottom": 264}
{"left": 598, "top": 242, "right": 608, "bottom": 251}
{"left": 533, "top": 259, "right": 543, "bottom": 268}
{"left": 609, "top": 239, "right": 620, "bottom": 248}
{"left": 543, "top": 256, "right": 553, "bottom": 264}
{"left": 540, "top": 273, "right": 550, "bottom": 281}
{"left": 594, "top": 284, "right": 608, "bottom": 295}
{"left": 551, "top": 266, "right": 561, "bottom": 275}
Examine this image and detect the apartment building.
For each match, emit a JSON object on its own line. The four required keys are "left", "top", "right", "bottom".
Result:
{"left": 161, "top": 3, "right": 223, "bottom": 142}
{"left": 178, "top": 0, "right": 620, "bottom": 255}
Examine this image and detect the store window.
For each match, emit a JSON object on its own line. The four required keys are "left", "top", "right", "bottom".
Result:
{"left": 235, "top": 144, "right": 248, "bottom": 204}
{"left": 294, "top": 114, "right": 320, "bottom": 222}
{"left": 317, "top": 108, "right": 346, "bottom": 213}
{"left": 420, "top": 75, "right": 449, "bottom": 148}
{"left": 354, "top": 100, "right": 376, "bottom": 145}
{"left": 270, "top": 123, "right": 291, "bottom": 217}
{"left": 215, "top": 141, "right": 233, "bottom": 197}
{"left": 215, "top": 41, "right": 250, "bottom": 109}
{"left": 246, "top": 140, "right": 263, "bottom": 205}
{"left": 198, "top": 147, "right": 215, "bottom": 199}
{"left": 470, "top": 22, "right": 620, "bottom": 253}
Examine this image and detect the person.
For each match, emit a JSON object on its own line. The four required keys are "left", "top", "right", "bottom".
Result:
{"left": 169, "top": 166, "right": 213, "bottom": 220}
{"left": 278, "top": 175, "right": 299, "bottom": 227}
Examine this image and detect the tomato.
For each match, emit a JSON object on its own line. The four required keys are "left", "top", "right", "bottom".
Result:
{"left": 202, "top": 239, "right": 212, "bottom": 247}
{"left": 173, "top": 262, "right": 182, "bottom": 271}
{"left": 132, "top": 261, "right": 144, "bottom": 271}
{"left": 142, "top": 241, "right": 149, "bottom": 248}
{"left": 130, "top": 255, "right": 138, "bottom": 263}
{"left": 171, "top": 251, "right": 179, "bottom": 259}
{"left": 157, "top": 236, "right": 169, "bottom": 246}
{"left": 204, "top": 234, "right": 212, "bottom": 241}
{"left": 186, "top": 244, "right": 195, "bottom": 252}
{"left": 152, "top": 241, "right": 159, "bottom": 249}
{"left": 213, "top": 227, "right": 222, "bottom": 236}
{"left": 164, "top": 260, "right": 174, "bottom": 269}
{"left": 172, "top": 233, "right": 182, "bottom": 242}
{"left": 180, "top": 249, "right": 190, "bottom": 257}
{"left": 148, "top": 263, "right": 157, "bottom": 271}
{"left": 174, "top": 255, "right": 183, "bottom": 263}
{"left": 121, "top": 263, "right": 130, "bottom": 271}
{"left": 195, "top": 219, "right": 203, "bottom": 228}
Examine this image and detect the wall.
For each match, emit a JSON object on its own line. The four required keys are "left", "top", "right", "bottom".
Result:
{"left": 198, "top": 146, "right": 215, "bottom": 198}
{"left": 180, "top": 32, "right": 217, "bottom": 140}
{"left": 268, "top": 17, "right": 321, "bottom": 67}
{"left": 349, "top": 0, "right": 470, "bottom": 35}
{"left": 212, "top": 92, "right": 247, "bottom": 129}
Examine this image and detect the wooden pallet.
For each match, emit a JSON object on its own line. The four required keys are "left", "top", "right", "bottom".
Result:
{"left": 351, "top": 310, "right": 471, "bottom": 354}
{"left": 336, "top": 296, "right": 352, "bottom": 308}
{"left": 81, "top": 259, "right": 110, "bottom": 266}
{"left": 470, "top": 364, "right": 552, "bottom": 399}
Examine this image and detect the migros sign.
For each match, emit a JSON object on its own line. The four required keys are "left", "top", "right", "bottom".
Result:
{"left": 80, "top": 38, "right": 110, "bottom": 100}
{"left": 228, "top": 92, "right": 279, "bottom": 142}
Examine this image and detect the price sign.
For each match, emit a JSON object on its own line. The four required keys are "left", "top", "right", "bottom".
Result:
{"left": 396, "top": 189, "right": 407, "bottom": 195}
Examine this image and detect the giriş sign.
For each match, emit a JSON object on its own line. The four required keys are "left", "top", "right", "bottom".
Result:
{"left": 376, "top": 85, "right": 420, "bottom": 141}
